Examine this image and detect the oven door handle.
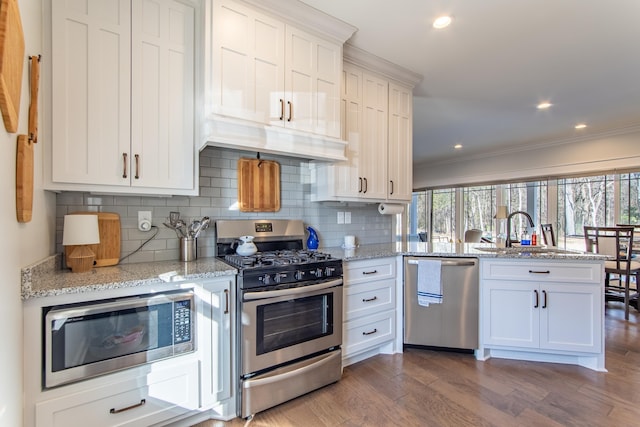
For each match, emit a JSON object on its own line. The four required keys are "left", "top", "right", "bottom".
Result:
{"left": 244, "top": 278, "right": 343, "bottom": 301}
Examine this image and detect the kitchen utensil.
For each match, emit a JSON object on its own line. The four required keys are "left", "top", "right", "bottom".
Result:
{"left": 16, "top": 134, "right": 33, "bottom": 222}
{"left": 193, "top": 217, "right": 210, "bottom": 238}
{"left": 64, "top": 212, "right": 121, "bottom": 267}
{"left": 232, "top": 235, "right": 258, "bottom": 256}
{"left": 169, "top": 211, "right": 180, "bottom": 226}
{"left": 28, "top": 55, "right": 39, "bottom": 143}
{"left": 189, "top": 220, "right": 200, "bottom": 237}
{"left": 238, "top": 158, "right": 281, "bottom": 212}
{"left": 163, "top": 222, "right": 183, "bottom": 239}
{"left": 0, "top": 0, "right": 25, "bottom": 133}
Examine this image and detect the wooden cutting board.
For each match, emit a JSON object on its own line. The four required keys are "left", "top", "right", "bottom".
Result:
{"left": 238, "top": 158, "right": 281, "bottom": 212}
{"left": 16, "top": 134, "right": 33, "bottom": 222}
{"left": 65, "top": 212, "right": 121, "bottom": 267}
{"left": 0, "top": 0, "right": 25, "bottom": 133}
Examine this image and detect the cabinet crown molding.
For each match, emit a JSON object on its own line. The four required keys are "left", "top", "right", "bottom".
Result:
{"left": 344, "top": 43, "right": 423, "bottom": 88}
{"left": 238, "top": 0, "right": 357, "bottom": 43}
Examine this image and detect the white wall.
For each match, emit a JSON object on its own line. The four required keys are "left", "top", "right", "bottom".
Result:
{"left": 413, "top": 126, "right": 640, "bottom": 189}
{"left": 1, "top": 1, "right": 55, "bottom": 425}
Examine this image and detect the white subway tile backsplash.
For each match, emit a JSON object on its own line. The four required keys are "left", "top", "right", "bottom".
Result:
{"left": 55, "top": 147, "right": 394, "bottom": 263}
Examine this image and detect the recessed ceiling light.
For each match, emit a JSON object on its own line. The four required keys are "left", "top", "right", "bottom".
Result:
{"left": 537, "top": 102, "right": 552, "bottom": 109}
{"left": 454, "top": 144, "right": 463, "bottom": 150}
{"left": 575, "top": 123, "right": 587, "bottom": 129}
{"left": 433, "top": 16, "right": 452, "bottom": 29}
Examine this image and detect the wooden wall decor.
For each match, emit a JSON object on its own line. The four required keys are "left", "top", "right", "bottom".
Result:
{"left": 0, "top": 0, "right": 25, "bottom": 133}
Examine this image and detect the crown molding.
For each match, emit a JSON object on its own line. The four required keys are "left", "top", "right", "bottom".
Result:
{"left": 344, "top": 43, "right": 423, "bottom": 88}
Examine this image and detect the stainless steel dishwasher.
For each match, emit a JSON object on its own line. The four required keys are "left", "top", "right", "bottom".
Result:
{"left": 404, "top": 257, "right": 479, "bottom": 350}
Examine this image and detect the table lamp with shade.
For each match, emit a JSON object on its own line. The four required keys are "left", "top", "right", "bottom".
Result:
{"left": 63, "top": 214, "right": 100, "bottom": 273}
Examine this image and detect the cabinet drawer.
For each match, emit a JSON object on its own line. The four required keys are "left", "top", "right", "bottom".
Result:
{"left": 344, "top": 257, "right": 396, "bottom": 284}
{"left": 343, "top": 310, "right": 395, "bottom": 357}
{"left": 481, "top": 260, "right": 602, "bottom": 284}
{"left": 344, "top": 278, "right": 395, "bottom": 321}
{"left": 35, "top": 359, "right": 199, "bottom": 427}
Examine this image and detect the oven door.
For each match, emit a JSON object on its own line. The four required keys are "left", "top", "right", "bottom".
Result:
{"left": 241, "top": 278, "right": 342, "bottom": 376}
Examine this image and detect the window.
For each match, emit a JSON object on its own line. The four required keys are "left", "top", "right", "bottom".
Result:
{"left": 430, "top": 189, "right": 456, "bottom": 242}
{"left": 462, "top": 186, "right": 495, "bottom": 240}
{"left": 504, "top": 181, "right": 547, "bottom": 241}
{"left": 620, "top": 173, "right": 640, "bottom": 224}
{"left": 557, "top": 175, "right": 615, "bottom": 250}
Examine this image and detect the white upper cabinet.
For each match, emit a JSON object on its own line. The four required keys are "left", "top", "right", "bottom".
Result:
{"left": 204, "top": 0, "right": 356, "bottom": 161}
{"left": 48, "top": 0, "right": 197, "bottom": 195}
{"left": 310, "top": 46, "right": 422, "bottom": 203}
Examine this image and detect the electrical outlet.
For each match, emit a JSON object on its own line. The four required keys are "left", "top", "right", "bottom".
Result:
{"left": 344, "top": 211, "right": 351, "bottom": 224}
{"left": 138, "top": 211, "right": 152, "bottom": 232}
{"left": 337, "top": 211, "right": 345, "bottom": 224}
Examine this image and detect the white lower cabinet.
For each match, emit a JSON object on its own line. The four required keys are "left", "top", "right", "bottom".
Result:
{"left": 342, "top": 257, "right": 397, "bottom": 366}
{"left": 35, "top": 360, "right": 199, "bottom": 427}
{"left": 196, "top": 277, "right": 235, "bottom": 417}
{"left": 478, "top": 259, "right": 606, "bottom": 371}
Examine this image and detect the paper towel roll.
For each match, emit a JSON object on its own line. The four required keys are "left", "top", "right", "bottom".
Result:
{"left": 378, "top": 203, "right": 405, "bottom": 215}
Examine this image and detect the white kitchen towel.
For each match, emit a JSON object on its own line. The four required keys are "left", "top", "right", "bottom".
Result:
{"left": 417, "top": 259, "right": 443, "bottom": 307}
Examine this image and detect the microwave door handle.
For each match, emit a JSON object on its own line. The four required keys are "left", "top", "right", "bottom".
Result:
{"left": 244, "top": 278, "right": 343, "bottom": 301}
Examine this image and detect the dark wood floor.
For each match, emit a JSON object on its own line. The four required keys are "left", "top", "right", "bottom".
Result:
{"left": 195, "top": 302, "right": 640, "bottom": 427}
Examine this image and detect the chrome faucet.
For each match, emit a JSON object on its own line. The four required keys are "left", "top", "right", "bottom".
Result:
{"left": 506, "top": 211, "right": 535, "bottom": 247}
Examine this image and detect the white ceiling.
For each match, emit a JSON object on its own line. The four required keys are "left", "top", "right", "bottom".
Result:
{"left": 299, "top": 0, "right": 640, "bottom": 165}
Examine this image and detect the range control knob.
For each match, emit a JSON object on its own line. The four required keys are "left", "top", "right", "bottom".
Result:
{"left": 324, "top": 266, "right": 336, "bottom": 277}
{"left": 295, "top": 270, "right": 306, "bottom": 280}
{"left": 274, "top": 272, "right": 287, "bottom": 284}
{"left": 313, "top": 268, "right": 323, "bottom": 278}
{"left": 260, "top": 274, "right": 271, "bottom": 285}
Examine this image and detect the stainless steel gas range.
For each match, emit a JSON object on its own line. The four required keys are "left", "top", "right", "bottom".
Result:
{"left": 216, "top": 219, "right": 343, "bottom": 419}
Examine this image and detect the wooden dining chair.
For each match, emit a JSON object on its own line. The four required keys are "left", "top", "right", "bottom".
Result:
{"left": 584, "top": 226, "right": 640, "bottom": 319}
{"left": 540, "top": 223, "right": 556, "bottom": 246}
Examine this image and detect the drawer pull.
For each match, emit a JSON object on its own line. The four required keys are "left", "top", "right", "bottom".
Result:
{"left": 362, "top": 270, "right": 378, "bottom": 275}
{"left": 110, "top": 399, "right": 146, "bottom": 414}
{"left": 362, "top": 328, "right": 378, "bottom": 336}
{"left": 362, "top": 296, "right": 378, "bottom": 302}
{"left": 528, "top": 270, "right": 550, "bottom": 274}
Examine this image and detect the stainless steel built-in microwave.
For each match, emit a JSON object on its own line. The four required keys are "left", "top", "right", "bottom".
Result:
{"left": 44, "top": 289, "right": 196, "bottom": 388}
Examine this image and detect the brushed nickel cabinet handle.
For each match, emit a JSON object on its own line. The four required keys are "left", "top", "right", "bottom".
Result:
{"left": 542, "top": 290, "right": 547, "bottom": 309}
{"left": 287, "top": 101, "right": 292, "bottom": 122}
{"left": 122, "top": 153, "right": 128, "bottom": 178}
{"left": 279, "top": 99, "right": 284, "bottom": 120}
{"left": 362, "top": 328, "right": 378, "bottom": 336}
{"left": 134, "top": 154, "right": 140, "bottom": 179}
{"left": 534, "top": 289, "right": 539, "bottom": 308}
{"left": 362, "top": 270, "right": 378, "bottom": 275}
{"left": 362, "top": 296, "right": 378, "bottom": 302}
{"left": 110, "top": 399, "right": 145, "bottom": 414}
{"left": 224, "top": 288, "right": 229, "bottom": 314}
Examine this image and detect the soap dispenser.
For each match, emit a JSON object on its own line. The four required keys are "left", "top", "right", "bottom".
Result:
{"left": 306, "top": 227, "right": 319, "bottom": 250}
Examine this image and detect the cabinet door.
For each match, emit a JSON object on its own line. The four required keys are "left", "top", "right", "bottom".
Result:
{"left": 539, "top": 283, "right": 602, "bottom": 353}
{"left": 199, "top": 278, "right": 234, "bottom": 407}
{"left": 284, "top": 26, "right": 341, "bottom": 138}
{"left": 387, "top": 82, "right": 413, "bottom": 201}
{"left": 211, "top": 0, "right": 284, "bottom": 123}
{"left": 131, "top": 0, "right": 195, "bottom": 190}
{"left": 360, "top": 72, "right": 388, "bottom": 200}
{"left": 482, "top": 280, "right": 540, "bottom": 348}
{"left": 51, "top": 0, "right": 131, "bottom": 187}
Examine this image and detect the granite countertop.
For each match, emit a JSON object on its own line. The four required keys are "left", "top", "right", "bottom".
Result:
{"left": 322, "top": 241, "right": 608, "bottom": 262}
{"left": 21, "top": 254, "right": 237, "bottom": 300}
{"left": 22, "top": 243, "right": 605, "bottom": 300}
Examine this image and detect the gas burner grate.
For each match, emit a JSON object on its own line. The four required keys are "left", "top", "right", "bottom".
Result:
{"left": 224, "top": 250, "right": 336, "bottom": 269}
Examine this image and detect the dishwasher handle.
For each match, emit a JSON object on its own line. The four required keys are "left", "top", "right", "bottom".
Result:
{"left": 407, "top": 259, "right": 476, "bottom": 267}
